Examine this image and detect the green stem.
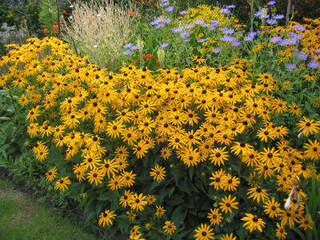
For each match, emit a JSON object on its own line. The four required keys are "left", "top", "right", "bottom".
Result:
{"left": 286, "top": 0, "right": 292, "bottom": 26}
{"left": 250, "top": 0, "right": 255, "bottom": 31}
{"left": 56, "top": 0, "right": 61, "bottom": 36}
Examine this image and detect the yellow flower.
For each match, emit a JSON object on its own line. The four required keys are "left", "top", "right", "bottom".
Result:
{"left": 194, "top": 224, "right": 215, "bottom": 240}
{"left": 45, "top": 167, "right": 57, "bottom": 182}
{"left": 150, "top": 165, "right": 166, "bottom": 181}
{"left": 98, "top": 209, "right": 116, "bottom": 227}
{"left": 163, "top": 221, "right": 176, "bottom": 236}
{"left": 241, "top": 213, "right": 265, "bottom": 232}
{"left": 54, "top": 176, "right": 71, "bottom": 192}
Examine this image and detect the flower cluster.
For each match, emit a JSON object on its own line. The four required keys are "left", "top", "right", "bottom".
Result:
{"left": 1, "top": 33, "right": 319, "bottom": 239}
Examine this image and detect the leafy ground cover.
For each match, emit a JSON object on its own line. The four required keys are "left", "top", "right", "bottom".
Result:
{"left": 0, "top": 178, "right": 97, "bottom": 240}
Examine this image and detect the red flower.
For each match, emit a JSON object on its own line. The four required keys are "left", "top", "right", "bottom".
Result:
{"left": 143, "top": 54, "right": 154, "bottom": 59}
{"left": 156, "top": 60, "right": 160, "bottom": 65}
{"left": 53, "top": 24, "right": 59, "bottom": 30}
{"left": 63, "top": 10, "right": 67, "bottom": 14}
{"left": 43, "top": 28, "right": 48, "bottom": 33}
{"left": 128, "top": 10, "right": 135, "bottom": 16}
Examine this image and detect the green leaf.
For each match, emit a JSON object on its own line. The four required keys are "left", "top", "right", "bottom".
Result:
{"left": 188, "top": 167, "right": 194, "bottom": 180}
{"left": 97, "top": 191, "right": 113, "bottom": 201}
{"left": 171, "top": 205, "right": 186, "bottom": 227}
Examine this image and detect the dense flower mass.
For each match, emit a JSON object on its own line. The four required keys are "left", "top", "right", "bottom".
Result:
{"left": 1, "top": 1, "right": 320, "bottom": 239}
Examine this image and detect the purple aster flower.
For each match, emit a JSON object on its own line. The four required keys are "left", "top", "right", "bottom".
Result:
{"left": 131, "top": 45, "right": 139, "bottom": 50}
{"left": 155, "top": 23, "right": 165, "bottom": 29}
{"left": 221, "top": 35, "right": 237, "bottom": 42}
{"left": 266, "top": 18, "right": 277, "bottom": 25}
{"left": 179, "top": 10, "right": 188, "bottom": 14}
{"left": 185, "top": 24, "right": 195, "bottom": 30}
{"left": 226, "top": 4, "right": 236, "bottom": 8}
{"left": 201, "top": 23, "right": 210, "bottom": 27}
{"left": 315, "top": 48, "right": 320, "bottom": 53}
{"left": 160, "top": 42, "right": 169, "bottom": 48}
{"left": 159, "top": 0, "right": 169, "bottom": 7}
{"left": 267, "top": 1, "right": 276, "bottom": 6}
{"left": 280, "top": 38, "right": 299, "bottom": 46}
{"left": 211, "top": 20, "right": 220, "bottom": 25}
{"left": 219, "top": 8, "right": 230, "bottom": 14}
{"left": 244, "top": 32, "right": 258, "bottom": 42}
{"left": 197, "top": 38, "right": 207, "bottom": 43}
{"left": 194, "top": 20, "right": 205, "bottom": 25}
{"left": 293, "top": 24, "right": 306, "bottom": 32}
{"left": 124, "top": 43, "right": 133, "bottom": 48}
{"left": 212, "top": 48, "right": 221, "bottom": 53}
{"left": 295, "top": 52, "right": 308, "bottom": 60}
{"left": 255, "top": 9, "right": 269, "bottom": 19}
{"left": 289, "top": 32, "right": 302, "bottom": 39}
{"left": 180, "top": 31, "right": 190, "bottom": 38}
{"left": 221, "top": 27, "right": 235, "bottom": 35}
{"left": 165, "top": 6, "right": 174, "bottom": 12}
{"left": 286, "top": 64, "right": 296, "bottom": 70}
{"left": 273, "top": 14, "right": 284, "bottom": 19}
{"left": 221, "top": 35, "right": 233, "bottom": 42}
{"left": 209, "top": 25, "right": 217, "bottom": 31}
{"left": 172, "top": 27, "right": 182, "bottom": 33}
{"left": 307, "top": 61, "right": 319, "bottom": 69}
{"left": 232, "top": 41, "right": 241, "bottom": 47}
{"left": 270, "top": 36, "right": 282, "bottom": 43}
{"left": 123, "top": 49, "right": 132, "bottom": 55}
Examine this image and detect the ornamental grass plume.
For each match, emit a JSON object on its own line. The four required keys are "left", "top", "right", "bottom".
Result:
{"left": 62, "top": 0, "right": 136, "bottom": 70}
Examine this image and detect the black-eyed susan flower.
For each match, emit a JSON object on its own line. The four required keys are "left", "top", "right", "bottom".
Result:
{"left": 241, "top": 213, "right": 265, "bottom": 232}
{"left": 163, "top": 220, "right": 176, "bottom": 236}
{"left": 247, "top": 186, "right": 269, "bottom": 203}
{"left": 150, "top": 165, "right": 166, "bottom": 181}
{"left": 275, "top": 223, "right": 287, "bottom": 240}
{"left": 178, "top": 146, "right": 201, "bottom": 167}
{"left": 264, "top": 198, "right": 281, "bottom": 218}
{"left": 129, "top": 193, "right": 147, "bottom": 212}
{"left": 26, "top": 105, "right": 41, "bottom": 122}
{"left": 45, "top": 166, "right": 57, "bottom": 182}
{"left": 222, "top": 175, "right": 240, "bottom": 191}
{"left": 98, "top": 159, "right": 119, "bottom": 178}
{"left": 304, "top": 139, "right": 320, "bottom": 160}
{"left": 280, "top": 208, "right": 297, "bottom": 228}
{"left": 219, "top": 195, "right": 239, "bottom": 214}
{"left": 119, "top": 190, "right": 134, "bottom": 208}
{"left": 121, "top": 170, "right": 136, "bottom": 187}
{"left": 32, "top": 141, "right": 49, "bottom": 162}
{"left": 73, "top": 164, "right": 86, "bottom": 182}
{"left": 160, "top": 147, "right": 172, "bottom": 160}
{"left": 133, "top": 141, "right": 149, "bottom": 159}
{"left": 98, "top": 209, "right": 116, "bottom": 227}
{"left": 194, "top": 224, "right": 215, "bottom": 240}
{"left": 297, "top": 117, "right": 320, "bottom": 136}
{"left": 297, "top": 215, "right": 312, "bottom": 231}
{"left": 221, "top": 233, "right": 237, "bottom": 240}
{"left": 108, "top": 175, "right": 124, "bottom": 191}
{"left": 155, "top": 205, "right": 166, "bottom": 217}
{"left": 106, "top": 120, "right": 125, "bottom": 138}
{"left": 126, "top": 210, "right": 137, "bottom": 222}
{"left": 207, "top": 208, "right": 223, "bottom": 225}
{"left": 54, "top": 176, "right": 71, "bottom": 192}
{"left": 210, "top": 147, "right": 229, "bottom": 166}
{"left": 209, "top": 169, "right": 226, "bottom": 191}
{"left": 87, "top": 168, "right": 104, "bottom": 185}
{"left": 27, "top": 123, "right": 39, "bottom": 137}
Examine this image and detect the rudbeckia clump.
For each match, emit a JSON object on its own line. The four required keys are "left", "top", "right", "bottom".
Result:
{"left": 1, "top": 33, "right": 319, "bottom": 239}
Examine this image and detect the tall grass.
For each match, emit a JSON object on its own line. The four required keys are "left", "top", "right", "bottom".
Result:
{"left": 62, "top": 0, "right": 137, "bottom": 70}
